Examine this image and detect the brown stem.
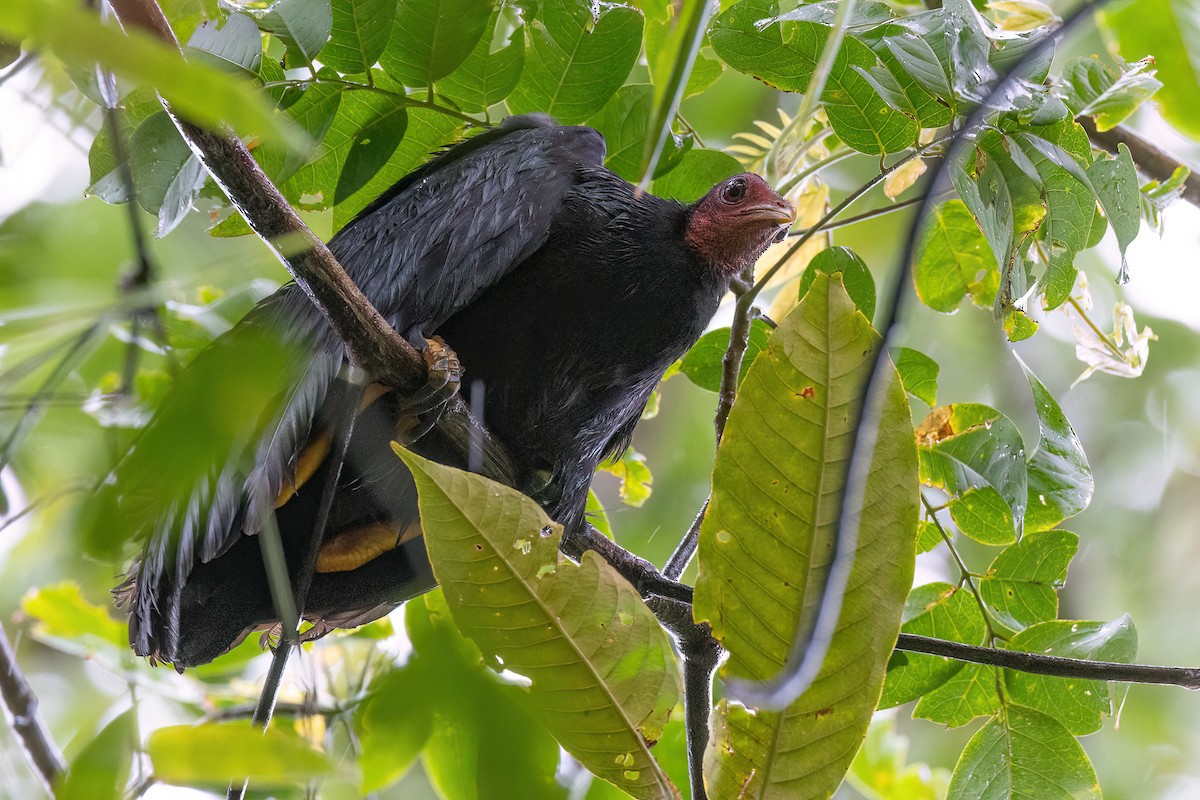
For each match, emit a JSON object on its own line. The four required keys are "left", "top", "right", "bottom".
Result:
{"left": 0, "top": 625, "right": 64, "bottom": 792}
{"left": 896, "top": 633, "right": 1200, "bottom": 688}
{"left": 1079, "top": 115, "right": 1200, "bottom": 207}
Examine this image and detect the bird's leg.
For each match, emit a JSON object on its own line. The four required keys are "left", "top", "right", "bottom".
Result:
{"left": 394, "top": 336, "right": 464, "bottom": 444}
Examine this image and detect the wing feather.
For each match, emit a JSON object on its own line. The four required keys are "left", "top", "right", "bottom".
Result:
{"left": 123, "top": 116, "right": 606, "bottom": 663}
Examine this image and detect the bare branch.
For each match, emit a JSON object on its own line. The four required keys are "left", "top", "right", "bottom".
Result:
{"left": 0, "top": 625, "right": 64, "bottom": 792}
{"left": 1079, "top": 115, "right": 1200, "bottom": 207}
{"left": 896, "top": 634, "right": 1200, "bottom": 689}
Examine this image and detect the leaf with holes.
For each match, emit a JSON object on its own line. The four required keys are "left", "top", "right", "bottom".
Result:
{"left": 695, "top": 273, "right": 918, "bottom": 799}
{"left": 397, "top": 450, "right": 681, "bottom": 800}
{"left": 918, "top": 403, "right": 1028, "bottom": 544}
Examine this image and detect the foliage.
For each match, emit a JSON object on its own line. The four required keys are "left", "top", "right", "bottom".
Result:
{"left": 0, "top": 0, "right": 1198, "bottom": 798}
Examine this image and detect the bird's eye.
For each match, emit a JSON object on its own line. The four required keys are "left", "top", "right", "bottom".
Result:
{"left": 721, "top": 178, "right": 748, "bottom": 204}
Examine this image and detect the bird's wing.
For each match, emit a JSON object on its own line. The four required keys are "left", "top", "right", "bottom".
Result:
{"left": 118, "top": 116, "right": 606, "bottom": 663}
{"left": 332, "top": 115, "right": 607, "bottom": 336}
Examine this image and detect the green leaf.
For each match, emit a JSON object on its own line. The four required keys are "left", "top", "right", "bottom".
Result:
{"left": 1087, "top": 143, "right": 1141, "bottom": 281}
{"left": 1004, "top": 617, "right": 1138, "bottom": 736}
{"left": 396, "top": 450, "right": 681, "bottom": 800}
{"left": 1014, "top": 134, "right": 1096, "bottom": 254}
{"left": 436, "top": 12, "right": 525, "bottom": 113}
{"left": 645, "top": 17, "right": 723, "bottom": 100}
{"left": 912, "top": 663, "right": 999, "bottom": 727}
{"left": 913, "top": 200, "right": 999, "bottom": 312}
{"left": 696, "top": 273, "right": 918, "bottom": 799}
{"left": 678, "top": 318, "right": 771, "bottom": 393}
{"left": 944, "top": 0, "right": 992, "bottom": 101}
{"left": 382, "top": 0, "right": 491, "bottom": 88}
{"left": 918, "top": 404, "right": 1028, "bottom": 543}
{"left": 709, "top": 0, "right": 917, "bottom": 154}
{"left": 916, "top": 519, "right": 943, "bottom": 554}
{"left": 588, "top": 84, "right": 653, "bottom": 182}
{"left": 1040, "top": 248, "right": 1078, "bottom": 311}
{"left": 1100, "top": 0, "right": 1200, "bottom": 139}
{"left": 127, "top": 111, "right": 206, "bottom": 236}
{"left": 1018, "top": 357, "right": 1093, "bottom": 532}
{"left": 599, "top": 447, "right": 654, "bottom": 507}
{"left": 333, "top": 107, "right": 462, "bottom": 230}
{"left": 88, "top": 88, "right": 161, "bottom": 204}
{"left": 254, "top": 0, "right": 332, "bottom": 69}
{"left": 149, "top": 721, "right": 334, "bottom": 789}
{"left": 56, "top": 711, "right": 134, "bottom": 800}
{"left": 1061, "top": 55, "right": 1161, "bottom": 131}
{"left": 586, "top": 489, "right": 613, "bottom": 538}
{"left": 286, "top": 69, "right": 405, "bottom": 206}
{"left": 946, "top": 706, "right": 1102, "bottom": 799}
{"left": 20, "top": 582, "right": 129, "bottom": 654}
{"left": 892, "top": 346, "right": 938, "bottom": 407}
{"left": 0, "top": 0, "right": 303, "bottom": 149}
{"left": 321, "top": 0, "right": 395, "bottom": 75}
{"left": 1002, "top": 307, "right": 1038, "bottom": 343}
{"left": 797, "top": 245, "right": 876, "bottom": 322}
{"left": 507, "top": 0, "right": 643, "bottom": 124}
{"left": 979, "top": 530, "right": 1078, "bottom": 633}
{"left": 650, "top": 147, "right": 742, "bottom": 202}
{"left": 949, "top": 160, "right": 1016, "bottom": 312}
{"left": 880, "top": 583, "right": 986, "bottom": 709}
{"left": 186, "top": 12, "right": 261, "bottom": 75}
{"left": 356, "top": 666, "right": 434, "bottom": 792}
{"left": 256, "top": 77, "right": 343, "bottom": 186}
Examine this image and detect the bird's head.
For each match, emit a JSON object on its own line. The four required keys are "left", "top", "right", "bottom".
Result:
{"left": 685, "top": 173, "right": 795, "bottom": 276}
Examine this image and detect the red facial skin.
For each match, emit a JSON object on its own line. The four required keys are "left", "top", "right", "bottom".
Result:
{"left": 684, "top": 173, "right": 797, "bottom": 276}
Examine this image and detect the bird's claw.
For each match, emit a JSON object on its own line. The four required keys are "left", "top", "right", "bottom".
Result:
{"left": 394, "top": 336, "right": 463, "bottom": 443}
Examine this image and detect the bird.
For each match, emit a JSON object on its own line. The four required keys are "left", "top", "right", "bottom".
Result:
{"left": 110, "top": 114, "right": 796, "bottom": 669}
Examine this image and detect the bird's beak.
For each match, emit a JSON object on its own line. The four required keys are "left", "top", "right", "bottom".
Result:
{"left": 741, "top": 201, "right": 797, "bottom": 226}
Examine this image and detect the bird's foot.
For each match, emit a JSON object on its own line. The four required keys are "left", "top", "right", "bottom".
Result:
{"left": 394, "top": 336, "right": 463, "bottom": 443}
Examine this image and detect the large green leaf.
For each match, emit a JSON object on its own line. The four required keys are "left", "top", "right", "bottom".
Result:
{"left": 148, "top": 722, "right": 335, "bottom": 789}
{"left": 650, "top": 147, "right": 742, "bottom": 202}
{"left": 507, "top": 0, "right": 643, "bottom": 124}
{"left": 1100, "top": 0, "right": 1200, "bottom": 139}
{"left": 127, "top": 111, "right": 207, "bottom": 236}
{"left": 322, "top": 0, "right": 395, "bottom": 75}
{"left": 436, "top": 12, "right": 525, "bottom": 113}
{"left": 912, "top": 663, "right": 1000, "bottom": 727}
{"left": 332, "top": 106, "right": 462, "bottom": 229}
{"left": 254, "top": 0, "right": 332, "bottom": 69}
{"left": 0, "top": 0, "right": 302, "bottom": 149}
{"left": 1086, "top": 143, "right": 1142, "bottom": 283}
{"left": 1004, "top": 616, "right": 1137, "bottom": 736}
{"left": 57, "top": 711, "right": 135, "bottom": 800}
{"left": 186, "top": 12, "right": 262, "bottom": 75}
{"left": 381, "top": 0, "right": 492, "bottom": 88}
{"left": 918, "top": 403, "right": 1028, "bottom": 544}
{"left": 694, "top": 273, "right": 918, "bottom": 799}
{"left": 946, "top": 706, "right": 1101, "bottom": 799}
{"left": 397, "top": 451, "right": 681, "bottom": 800}
{"left": 710, "top": 0, "right": 917, "bottom": 154}
{"left": 1018, "top": 358, "right": 1093, "bottom": 532}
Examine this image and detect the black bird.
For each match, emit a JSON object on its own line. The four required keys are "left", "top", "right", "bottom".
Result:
{"left": 112, "top": 114, "right": 795, "bottom": 668}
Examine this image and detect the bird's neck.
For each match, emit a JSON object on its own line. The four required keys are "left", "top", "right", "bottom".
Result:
{"left": 683, "top": 208, "right": 753, "bottom": 277}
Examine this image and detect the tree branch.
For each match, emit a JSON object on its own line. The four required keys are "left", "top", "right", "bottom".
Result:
{"left": 896, "top": 634, "right": 1200, "bottom": 689}
{"left": 0, "top": 625, "right": 64, "bottom": 793}
{"left": 1079, "top": 115, "right": 1200, "bottom": 207}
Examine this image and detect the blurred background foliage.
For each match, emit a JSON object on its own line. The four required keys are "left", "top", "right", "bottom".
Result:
{"left": 2, "top": 0, "right": 1200, "bottom": 798}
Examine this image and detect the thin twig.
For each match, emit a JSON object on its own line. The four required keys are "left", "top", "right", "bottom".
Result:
{"left": 896, "top": 634, "right": 1200, "bottom": 688}
{"left": 1079, "top": 115, "right": 1200, "bottom": 207}
{"left": 662, "top": 498, "right": 709, "bottom": 581}
{"left": 0, "top": 624, "right": 64, "bottom": 792}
